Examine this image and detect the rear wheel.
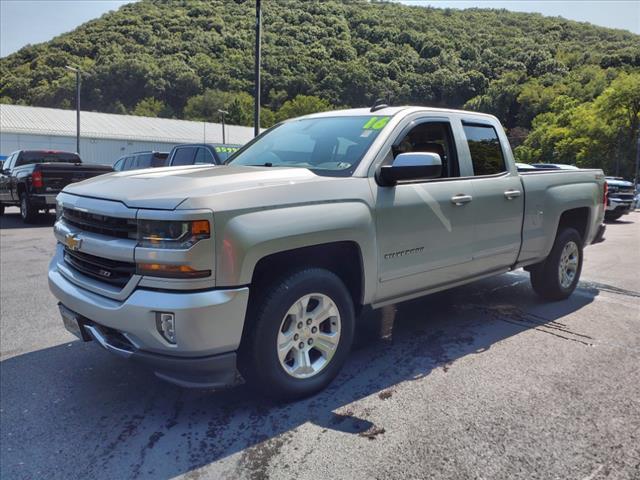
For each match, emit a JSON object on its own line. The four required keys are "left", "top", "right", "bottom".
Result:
{"left": 530, "top": 228, "right": 583, "bottom": 301}
{"left": 20, "top": 193, "right": 38, "bottom": 223}
{"left": 239, "top": 268, "right": 355, "bottom": 400}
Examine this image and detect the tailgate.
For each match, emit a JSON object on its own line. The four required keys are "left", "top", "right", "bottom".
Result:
{"left": 39, "top": 164, "right": 112, "bottom": 192}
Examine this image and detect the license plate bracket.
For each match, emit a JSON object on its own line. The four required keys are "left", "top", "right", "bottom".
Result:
{"left": 59, "top": 304, "right": 91, "bottom": 342}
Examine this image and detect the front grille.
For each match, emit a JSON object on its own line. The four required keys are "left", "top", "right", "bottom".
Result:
{"left": 62, "top": 208, "right": 136, "bottom": 239}
{"left": 64, "top": 247, "right": 136, "bottom": 287}
{"left": 611, "top": 193, "right": 635, "bottom": 201}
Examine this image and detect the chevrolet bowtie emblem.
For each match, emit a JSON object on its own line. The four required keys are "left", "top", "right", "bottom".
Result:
{"left": 65, "top": 233, "right": 82, "bottom": 251}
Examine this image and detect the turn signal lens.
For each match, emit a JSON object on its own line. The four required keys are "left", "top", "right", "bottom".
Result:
{"left": 136, "top": 263, "right": 211, "bottom": 279}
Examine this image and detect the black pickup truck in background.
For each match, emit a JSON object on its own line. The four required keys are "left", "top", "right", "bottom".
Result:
{"left": 0, "top": 150, "right": 113, "bottom": 223}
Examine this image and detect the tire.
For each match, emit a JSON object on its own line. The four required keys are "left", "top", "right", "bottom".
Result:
{"left": 239, "top": 268, "right": 355, "bottom": 400}
{"left": 530, "top": 228, "right": 583, "bottom": 301}
{"left": 19, "top": 193, "right": 38, "bottom": 223}
{"left": 604, "top": 212, "right": 623, "bottom": 222}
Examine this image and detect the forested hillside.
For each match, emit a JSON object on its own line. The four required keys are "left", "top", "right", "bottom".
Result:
{"left": 1, "top": 0, "right": 638, "bottom": 176}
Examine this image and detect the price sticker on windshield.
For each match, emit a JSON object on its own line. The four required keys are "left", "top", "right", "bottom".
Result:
{"left": 362, "top": 116, "right": 390, "bottom": 130}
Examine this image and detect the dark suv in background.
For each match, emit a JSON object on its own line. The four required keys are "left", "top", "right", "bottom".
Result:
{"left": 113, "top": 151, "right": 169, "bottom": 172}
{"left": 167, "top": 143, "right": 241, "bottom": 166}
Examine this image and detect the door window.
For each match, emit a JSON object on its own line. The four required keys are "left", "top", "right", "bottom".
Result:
{"left": 390, "top": 121, "right": 459, "bottom": 179}
{"left": 171, "top": 147, "right": 197, "bottom": 166}
{"left": 463, "top": 124, "right": 507, "bottom": 176}
{"left": 194, "top": 148, "right": 215, "bottom": 164}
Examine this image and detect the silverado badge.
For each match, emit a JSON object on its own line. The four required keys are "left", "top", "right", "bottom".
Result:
{"left": 65, "top": 233, "right": 82, "bottom": 251}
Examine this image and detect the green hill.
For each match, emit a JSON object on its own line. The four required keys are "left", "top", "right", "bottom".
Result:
{"left": 1, "top": 0, "right": 639, "bottom": 175}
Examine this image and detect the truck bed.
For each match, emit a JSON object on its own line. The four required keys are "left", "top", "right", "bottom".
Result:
{"left": 517, "top": 168, "right": 605, "bottom": 266}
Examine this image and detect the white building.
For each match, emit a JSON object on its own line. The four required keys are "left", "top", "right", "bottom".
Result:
{"left": 0, "top": 104, "right": 256, "bottom": 164}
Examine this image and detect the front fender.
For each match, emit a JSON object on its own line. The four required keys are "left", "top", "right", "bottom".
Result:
{"left": 215, "top": 201, "right": 377, "bottom": 304}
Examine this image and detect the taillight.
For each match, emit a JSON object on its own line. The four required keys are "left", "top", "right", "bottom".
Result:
{"left": 32, "top": 170, "right": 43, "bottom": 188}
{"left": 603, "top": 182, "right": 608, "bottom": 206}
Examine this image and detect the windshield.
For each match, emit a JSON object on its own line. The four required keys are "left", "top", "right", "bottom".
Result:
{"left": 227, "top": 116, "right": 391, "bottom": 176}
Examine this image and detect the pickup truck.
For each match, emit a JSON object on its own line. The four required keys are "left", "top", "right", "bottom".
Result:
{"left": 604, "top": 176, "right": 635, "bottom": 221}
{"left": 48, "top": 107, "right": 606, "bottom": 399}
{"left": 0, "top": 150, "right": 112, "bottom": 223}
{"left": 167, "top": 143, "right": 241, "bottom": 166}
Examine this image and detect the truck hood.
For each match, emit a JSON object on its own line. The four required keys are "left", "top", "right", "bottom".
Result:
{"left": 62, "top": 165, "right": 333, "bottom": 210}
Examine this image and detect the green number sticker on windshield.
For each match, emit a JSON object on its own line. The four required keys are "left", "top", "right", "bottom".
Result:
{"left": 363, "top": 116, "right": 390, "bottom": 130}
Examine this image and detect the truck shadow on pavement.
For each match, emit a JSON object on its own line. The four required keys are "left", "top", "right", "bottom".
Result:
{"left": 0, "top": 271, "right": 600, "bottom": 479}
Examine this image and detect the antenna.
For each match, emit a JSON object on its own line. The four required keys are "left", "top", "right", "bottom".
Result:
{"left": 370, "top": 98, "right": 388, "bottom": 112}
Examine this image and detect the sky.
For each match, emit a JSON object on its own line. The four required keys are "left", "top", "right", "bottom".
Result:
{"left": 1, "top": 0, "right": 638, "bottom": 57}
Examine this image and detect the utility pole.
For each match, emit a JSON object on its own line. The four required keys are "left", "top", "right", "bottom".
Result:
{"left": 635, "top": 134, "right": 639, "bottom": 187}
{"left": 65, "top": 66, "right": 81, "bottom": 154}
{"left": 218, "top": 109, "right": 228, "bottom": 144}
{"left": 254, "top": 0, "right": 261, "bottom": 137}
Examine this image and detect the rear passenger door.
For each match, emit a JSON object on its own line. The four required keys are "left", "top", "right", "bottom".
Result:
{"left": 463, "top": 121, "right": 524, "bottom": 272}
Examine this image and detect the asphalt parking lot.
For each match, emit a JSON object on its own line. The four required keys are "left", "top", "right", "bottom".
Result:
{"left": 1, "top": 208, "right": 639, "bottom": 480}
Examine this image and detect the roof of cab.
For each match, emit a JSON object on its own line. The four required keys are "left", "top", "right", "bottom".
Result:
{"left": 298, "top": 106, "right": 497, "bottom": 121}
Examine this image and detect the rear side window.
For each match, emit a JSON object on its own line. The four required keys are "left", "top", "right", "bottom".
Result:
{"left": 463, "top": 124, "right": 506, "bottom": 176}
{"left": 172, "top": 147, "right": 196, "bottom": 166}
{"left": 123, "top": 156, "right": 135, "bottom": 170}
{"left": 194, "top": 148, "right": 215, "bottom": 164}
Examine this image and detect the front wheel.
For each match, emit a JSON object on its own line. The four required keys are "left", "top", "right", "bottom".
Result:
{"left": 239, "top": 268, "right": 355, "bottom": 400}
{"left": 530, "top": 228, "right": 583, "bottom": 301}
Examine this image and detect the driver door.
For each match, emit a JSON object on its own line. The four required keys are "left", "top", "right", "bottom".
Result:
{"left": 372, "top": 117, "right": 476, "bottom": 303}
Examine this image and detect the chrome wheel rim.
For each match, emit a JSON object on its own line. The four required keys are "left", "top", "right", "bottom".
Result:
{"left": 558, "top": 241, "right": 579, "bottom": 289}
{"left": 20, "top": 197, "right": 27, "bottom": 219}
{"left": 277, "top": 293, "right": 341, "bottom": 379}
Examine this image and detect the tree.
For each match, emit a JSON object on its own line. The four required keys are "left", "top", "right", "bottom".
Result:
{"left": 275, "top": 95, "right": 332, "bottom": 122}
{"left": 132, "top": 97, "right": 171, "bottom": 117}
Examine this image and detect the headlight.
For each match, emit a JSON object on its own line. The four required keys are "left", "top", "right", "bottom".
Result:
{"left": 137, "top": 219, "right": 210, "bottom": 249}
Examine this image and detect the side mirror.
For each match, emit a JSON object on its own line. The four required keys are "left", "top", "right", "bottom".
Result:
{"left": 378, "top": 152, "right": 442, "bottom": 186}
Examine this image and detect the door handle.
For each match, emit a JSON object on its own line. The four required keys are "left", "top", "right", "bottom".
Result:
{"left": 451, "top": 194, "right": 473, "bottom": 206}
{"left": 504, "top": 189, "right": 522, "bottom": 200}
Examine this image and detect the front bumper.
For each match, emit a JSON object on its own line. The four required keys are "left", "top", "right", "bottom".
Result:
{"left": 49, "top": 254, "right": 250, "bottom": 387}
{"left": 606, "top": 198, "right": 634, "bottom": 215}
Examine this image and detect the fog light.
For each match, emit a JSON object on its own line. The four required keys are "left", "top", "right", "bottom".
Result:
{"left": 156, "top": 312, "right": 176, "bottom": 344}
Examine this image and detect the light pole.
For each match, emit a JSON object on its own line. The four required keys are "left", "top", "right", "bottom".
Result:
{"left": 65, "top": 65, "right": 82, "bottom": 155}
{"left": 254, "top": 0, "right": 262, "bottom": 137}
{"left": 218, "top": 109, "right": 229, "bottom": 144}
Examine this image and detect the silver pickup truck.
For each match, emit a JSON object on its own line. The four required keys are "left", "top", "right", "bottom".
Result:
{"left": 49, "top": 106, "right": 607, "bottom": 399}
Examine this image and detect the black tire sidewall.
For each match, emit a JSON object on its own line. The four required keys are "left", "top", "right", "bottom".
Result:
{"left": 240, "top": 269, "right": 355, "bottom": 400}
